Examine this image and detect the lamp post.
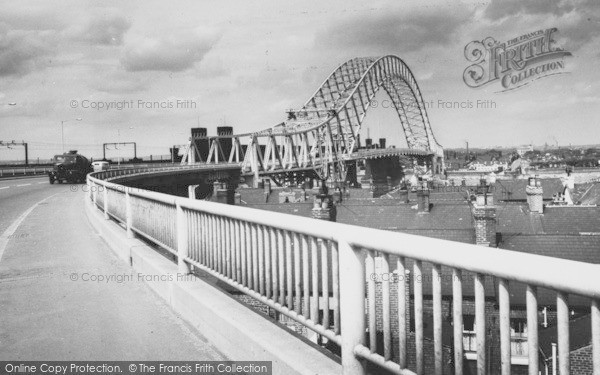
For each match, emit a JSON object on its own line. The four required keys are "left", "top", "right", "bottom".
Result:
{"left": 61, "top": 118, "right": 82, "bottom": 153}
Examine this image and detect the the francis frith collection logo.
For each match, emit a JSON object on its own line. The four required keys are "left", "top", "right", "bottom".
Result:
{"left": 463, "top": 28, "right": 572, "bottom": 92}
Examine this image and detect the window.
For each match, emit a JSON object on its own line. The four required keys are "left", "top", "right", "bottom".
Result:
{"left": 511, "top": 318, "right": 527, "bottom": 337}
{"left": 463, "top": 315, "right": 475, "bottom": 332}
{"left": 462, "top": 315, "right": 477, "bottom": 354}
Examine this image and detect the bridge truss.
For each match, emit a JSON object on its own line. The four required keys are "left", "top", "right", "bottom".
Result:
{"left": 182, "top": 55, "right": 444, "bottom": 185}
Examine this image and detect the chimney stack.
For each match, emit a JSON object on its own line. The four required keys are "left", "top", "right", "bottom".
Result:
{"left": 526, "top": 176, "right": 544, "bottom": 214}
{"left": 312, "top": 180, "right": 336, "bottom": 221}
{"left": 263, "top": 179, "right": 271, "bottom": 202}
{"left": 472, "top": 182, "right": 497, "bottom": 247}
{"left": 416, "top": 186, "right": 430, "bottom": 213}
{"left": 212, "top": 181, "right": 234, "bottom": 205}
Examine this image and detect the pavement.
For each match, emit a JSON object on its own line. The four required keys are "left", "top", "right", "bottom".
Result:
{"left": 0, "top": 177, "right": 225, "bottom": 360}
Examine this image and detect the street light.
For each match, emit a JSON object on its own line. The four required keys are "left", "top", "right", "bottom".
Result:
{"left": 61, "top": 118, "right": 82, "bottom": 153}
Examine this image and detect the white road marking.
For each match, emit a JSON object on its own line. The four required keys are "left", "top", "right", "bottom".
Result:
{"left": 0, "top": 186, "right": 9, "bottom": 190}
{"left": 37, "top": 182, "right": 46, "bottom": 184}
{"left": 16, "top": 183, "right": 32, "bottom": 187}
{"left": 0, "top": 192, "right": 63, "bottom": 263}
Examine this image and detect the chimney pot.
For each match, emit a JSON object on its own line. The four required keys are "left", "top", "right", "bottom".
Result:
{"left": 526, "top": 181, "right": 544, "bottom": 214}
{"left": 416, "top": 188, "right": 430, "bottom": 213}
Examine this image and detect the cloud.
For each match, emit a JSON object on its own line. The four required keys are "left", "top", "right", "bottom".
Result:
{"left": 196, "top": 55, "right": 230, "bottom": 78}
{"left": 0, "top": 4, "right": 67, "bottom": 32}
{"left": 316, "top": 5, "right": 472, "bottom": 54}
{"left": 74, "top": 11, "right": 131, "bottom": 46}
{"left": 121, "top": 27, "right": 221, "bottom": 72}
{"left": 483, "top": 0, "right": 600, "bottom": 51}
{"left": 0, "top": 24, "right": 57, "bottom": 76}
{"left": 484, "top": 0, "right": 574, "bottom": 20}
{"left": 90, "top": 69, "right": 148, "bottom": 94}
{"left": 0, "top": 6, "right": 130, "bottom": 77}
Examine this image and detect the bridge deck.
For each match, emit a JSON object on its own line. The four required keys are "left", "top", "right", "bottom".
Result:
{"left": 345, "top": 147, "right": 432, "bottom": 160}
{"left": 0, "top": 179, "right": 224, "bottom": 360}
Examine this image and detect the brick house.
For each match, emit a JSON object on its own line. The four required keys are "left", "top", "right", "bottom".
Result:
{"left": 232, "top": 176, "right": 600, "bottom": 374}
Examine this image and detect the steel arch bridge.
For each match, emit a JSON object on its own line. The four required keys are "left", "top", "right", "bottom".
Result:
{"left": 183, "top": 55, "right": 444, "bottom": 185}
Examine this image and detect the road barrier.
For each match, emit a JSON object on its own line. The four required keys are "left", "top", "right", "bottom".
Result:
{"left": 87, "top": 166, "right": 600, "bottom": 375}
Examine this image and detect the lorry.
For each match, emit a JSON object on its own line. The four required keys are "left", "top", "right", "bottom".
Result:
{"left": 48, "top": 150, "right": 93, "bottom": 184}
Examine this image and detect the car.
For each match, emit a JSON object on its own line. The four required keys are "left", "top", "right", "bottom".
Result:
{"left": 48, "top": 150, "right": 93, "bottom": 184}
{"left": 92, "top": 161, "right": 110, "bottom": 172}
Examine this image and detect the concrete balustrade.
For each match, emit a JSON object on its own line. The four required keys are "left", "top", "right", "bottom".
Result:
{"left": 87, "top": 166, "right": 600, "bottom": 375}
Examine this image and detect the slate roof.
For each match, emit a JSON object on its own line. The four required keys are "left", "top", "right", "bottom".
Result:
{"left": 538, "top": 314, "right": 592, "bottom": 358}
{"left": 244, "top": 200, "right": 476, "bottom": 237}
{"left": 541, "top": 206, "right": 600, "bottom": 234}
{"left": 572, "top": 182, "right": 600, "bottom": 205}
{"left": 335, "top": 202, "right": 474, "bottom": 232}
{"left": 499, "top": 235, "right": 600, "bottom": 306}
{"left": 241, "top": 186, "right": 599, "bottom": 307}
{"left": 492, "top": 178, "right": 564, "bottom": 201}
{"left": 242, "top": 202, "right": 313, "bottom": 218}
{"left": 237, "top": 188, "right": 269, "bottom": 204}
{"left": 395, "top": 233, "right": 600, "bottom": 305}
{"left": 496, "top": 204, "right": 600, "bottom": 235}
{"left": 496, "top": 203, "right": 539, "bottom": 234}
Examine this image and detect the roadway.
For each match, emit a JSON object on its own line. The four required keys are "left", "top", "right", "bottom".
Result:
{"left": 0, "top": 176, "right": 224, "bottom": 360}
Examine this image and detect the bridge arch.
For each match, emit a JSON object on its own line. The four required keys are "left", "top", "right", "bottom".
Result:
{"left": 299, "top": 55, "right": 442, "bottom": 154}
{"left": 187, "top": 56, "right": 444, "bottom": 183}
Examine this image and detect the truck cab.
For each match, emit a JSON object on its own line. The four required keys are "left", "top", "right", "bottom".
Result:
{"left": 48, "top": 150, "right": 93, "bottom": 184}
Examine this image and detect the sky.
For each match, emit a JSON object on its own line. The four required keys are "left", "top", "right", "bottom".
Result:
{"left": 0, "top": 0, "right": 599, "bottom": 161}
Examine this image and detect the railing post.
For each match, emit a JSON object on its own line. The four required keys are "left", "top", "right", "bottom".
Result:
{"left": 499, "top": 278, "right": 511, "bottom": 375}
{"left": 92, "top": 182, "right": 98, "bottom": 206}
{"left": 557, "top": 292, "right": 570, "bottom": 374}
{"left": 87, "top": 177, "right": 93, "bottom": 201}
{"left": 338, "top": 239, "right": 366, "bottom": 375}
{"left": 125, "top": 189, "right": 133, "bottom": 238}
{"left": 475, "top": 273, "right": 486, "bottom": 375}
{"left": 527, "top": 285, "right": 539, "bottom": 375}
{"left": 432, "top": 264, "right": 443, "bottom": 375}
{"left": 103, "top": 185, "right": 109, "bottom": 220}
{"left": 176, "top": 200, "right": 191, "bottom": 275}
{"left": 453, "top": 269, "right": 464, "bottom": 375}
{"left": 414, "top": 261, "right": 424, "bottom": 375}
{"left": 592, "top": 300, "right": 600, "bottom": 375}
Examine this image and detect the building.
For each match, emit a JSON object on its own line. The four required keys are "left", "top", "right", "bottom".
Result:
{"left": 517, "top": 144, "right": 534, "bottom": 157}
{"left": 229, "top": 174, "right": 600, "bottom": 374}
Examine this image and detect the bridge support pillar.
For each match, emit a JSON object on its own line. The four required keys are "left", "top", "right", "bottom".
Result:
{"left": 360, "top": 157, "right": 404, "bottom": 197}
{"left": 438, "top": 156, "right": 445, "bottom": 175}
{"left": 188, "top": 185, "right": 198, "bottom": 199}
{"left": 211, "top": 181, "right": 235, "bottom": 205}
{"left": 345, "top": 161, "right": 358, "bottom": 187}
{"left": 432, "top": 156, "right": 439, "bottom": 175}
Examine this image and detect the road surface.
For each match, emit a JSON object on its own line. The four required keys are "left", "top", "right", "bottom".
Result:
{"left": 0, "top": 177, "right": 224, "bottom": 360}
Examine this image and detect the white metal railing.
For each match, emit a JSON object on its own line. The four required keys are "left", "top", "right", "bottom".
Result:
{"left": 87, "top": 168, "right": 600, "bottom": 375}
{"left": 0, "top": 167, "right": 51, "bottom": 177}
